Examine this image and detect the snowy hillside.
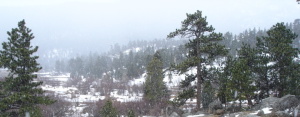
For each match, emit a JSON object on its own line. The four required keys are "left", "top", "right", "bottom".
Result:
{"left": 36, "top": 66, "right": 198, "bottom": 116}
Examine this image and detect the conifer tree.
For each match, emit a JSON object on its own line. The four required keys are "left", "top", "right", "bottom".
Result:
{"left": 257, "top": 23, "right": 299, "bottom": 97}
{"left": 100, "top": 99, "right": 118, "bottom": 117}
{"left": 227, "top": 44, "right": 257, "bottom": 106}
{"left": 255, "top": 35, "right": 273, "bottom": 97}
{"left": 127, "top": 109, "right": 135, "bottom": 117}
{"left": 217, "top": 56, "right": 234, "bottom": 105}
{"left": 167, "top": 10, "right": 227, "bottom": 110}
{"left": 0, "top": 20, "right": 54, "bottom": 116}
{"left": 144, "top": 51, "right": 169, "bottom": 107}
{"left": 229, "top": 58, "right": 255, "bottom": 107}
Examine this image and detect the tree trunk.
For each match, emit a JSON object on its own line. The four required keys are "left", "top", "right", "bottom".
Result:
{"left": 196, "top": 63, "right": 202, "bottom": 110}
{"left": 246, "top": 95, "right": 253, "bottom": 106}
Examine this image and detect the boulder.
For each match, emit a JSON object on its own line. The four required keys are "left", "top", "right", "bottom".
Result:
{"left": 208, "top": 100, "right": 223, "bottom": 114}
{"left": 293, "top": 104, "right": 300, "bottom": 117}
{"left": 274, "top": 111, "right": 290, "bottom": 117}
{"left": 169, "top": 112, "right": 179, "bottom": 117}
{"left": 253, "top": 96, "right": 279, "bottom": 110}
{"left": 257, "top": 110, "right": 264, "bottom": 116}
{"left": 272, "top": 95, "right": 300, "bottom": 111}
{"left": 215, "top": 109, "right": 225, "bottom": 115}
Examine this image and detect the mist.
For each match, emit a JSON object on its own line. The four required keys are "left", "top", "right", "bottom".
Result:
{"left": 0, "top": 0, "right": 299, "bottom": 54}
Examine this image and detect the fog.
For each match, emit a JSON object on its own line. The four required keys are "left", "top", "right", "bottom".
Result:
{"left": 0, "top": 0, "right": 299, "bottom": 54}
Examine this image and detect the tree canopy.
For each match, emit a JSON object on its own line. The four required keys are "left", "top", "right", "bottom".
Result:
{"left": 167, "top": 10, "right": 227, "bottom": 110}
{"left": 0, "top": 20, "right": 54, "bottom": 116}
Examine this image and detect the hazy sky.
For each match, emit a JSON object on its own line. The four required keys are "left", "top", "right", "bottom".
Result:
{"left": 0, "top": 0, "right": 299, "bottom": 53}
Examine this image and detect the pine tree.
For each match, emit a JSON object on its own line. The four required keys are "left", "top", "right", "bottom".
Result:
{"left": 144, "top": 51, "right": 169, "bottom": 107}
{"left": 126, "top": 50, "right": 139, "bottom": 79}
{"left": 227, "top": 44, "right": 256, "bottom": 106}
{"left": 0, "top": 20, "right": 54, "bottom": 116}
{"left": 217, "top": 56, "right": 235, "bottom": 106}
{"left": 229, "top": 58, "right": 254, "bottom": 107}
{"left": 255, "top": 35, "right": 273, "bottom": 98}
{"left": 257, "top": 23, "right": 299, "bottom": 97}
{"left": 167, "top": 10, "right": 227, "bottom": 110}
{"left": 127, "top": 109, "right": 135, "bottom": 117}
{"left": 68, "top": 57, "right": 84, "bottom": 78}
{"left": 293, "top": 19, "right": 300, "bottom": 49}
{"left": 100, "top": 99, "right": 118, "bottom": 117}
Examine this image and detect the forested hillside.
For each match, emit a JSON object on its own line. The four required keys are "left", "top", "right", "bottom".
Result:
{"left": 1, "top": 9, "right": 299, "bottom": 116}
{"left": 53, "top": 19, "right": 300, "bottom": 82}
{"left": 46, "top": 18, "right": 300, "bottom": 116}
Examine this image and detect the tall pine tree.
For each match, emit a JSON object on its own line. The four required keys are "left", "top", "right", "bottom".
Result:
{"left": 257, "top": 23, "right": 299, "bottom": 97}
{"left": 144, "top": 51, "right": 169, "bottom": 107}
{"left": 100, "top": 99, "right": 118, "bottom": 117}
{"left": 229, "top": 44, "right": 256, "bottom": 106}
{"left": 0, "top": 20, "right": 54, "bottom": 116}
{"left": 167, "top": 10, "right": 227, "bottom": 110}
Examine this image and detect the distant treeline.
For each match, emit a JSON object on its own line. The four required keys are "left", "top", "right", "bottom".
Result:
{"left": 54, "top": 19, "right": 300, "bottom": 81}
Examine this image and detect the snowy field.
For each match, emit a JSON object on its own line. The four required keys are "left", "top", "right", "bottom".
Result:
{"left": 36, "top": 69, "right": 196, "bottom": 116}
{"left": 36, "top": 66, "right": 272, "bottom": 117}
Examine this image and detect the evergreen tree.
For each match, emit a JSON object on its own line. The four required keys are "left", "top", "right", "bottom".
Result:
{"left": 229, "top": 58, "right": 255, "bottom": 107}
{"left": 255, "top": 35, "right": 273, "bottom": 98}
{"left": 167, "top": 10, "right": 227, "bottom": 110}
{"left": 68, "top": 57, "right": 84, "bottom": 78}
{"left": 143, "top": 51, "right": 169, "bottom": 107}
{"left": 0, "top": 20, "right": 54, "bottom": 116}
{"left": 217, "top": 56, "right": 235, "bottom": 105}
{"left": 229, "top": 44, "right": 257, "bottom": 106}
{"left": 126, "top": 50, "right": 139, "bottom": 79}
{"left": 55, "top": 60, "right": 65, "bottom": 74}
{"left": 257, "top": 23, "right": 299, "bottom": 97}
{"left": 100, "top": 99, "right": 118, "bottom": 117}
{"left": 127, "top": 109, "right": 135, "bottom": 117}
{"left": 293, "top": 19, "right": 300, "bottom": 49}
{"left": 201, "top": 79, "right": 215, "bottom": 109}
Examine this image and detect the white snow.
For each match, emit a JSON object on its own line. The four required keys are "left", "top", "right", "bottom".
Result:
{"left": 110, "top": 90, "right": 142, "bottom": 102}
{"left": 262, "top": 107, "right": 272, "bottom": 114}
{"left": 37, "top": 65, "right": 222, "bottom": 116}
{"left": 41, "top": 85, "right": 77, "bottom": 94}
{"left": 129, "top": 68, "right": 197, "bottom": 87}
{"left": 128, "top": 73, "right": 146, "bottom": 86}
{"left": 249, "top": 107, "right": 272, "bottom": 115}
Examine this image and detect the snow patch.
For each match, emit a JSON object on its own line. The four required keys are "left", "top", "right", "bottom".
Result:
{"left": 250, "top": 107, "right": 272, "bottom": 115}
{"left": 187, "top": 114, "right": 205, "bottom": 117}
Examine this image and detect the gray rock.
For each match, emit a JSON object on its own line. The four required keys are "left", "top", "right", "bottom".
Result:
{"left": 274, "top": 111, "right": 290, "bottom": 117}
{"left": 169, "top": 112, "right": 179, "bottom": 117}
{"left": 251, "top": 96, "right": 280, "bottom": 111}
{"left": 293, "top": 104, "right": 300, "bottom": 117}
{"left": 243, "top": 115, "right": 260, "bottom": 117}
{"left": 208, "top": 100, "right": 223, "bottom": 114}
{"left": 273, "top": 95, "right": 300, "bottom": 111}
{"left": 215, "top": 109, "right": 225, "bottom": 115}
{"left": 182, "top": 112, "right": 191, "bottom": 117}
{"left": 257, "top": 110, "right": 264, "bottom": 116}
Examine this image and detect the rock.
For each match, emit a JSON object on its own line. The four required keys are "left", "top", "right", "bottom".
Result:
{"left": 273, "top": 95, "right": 300, "bottom": 111}
{"left": 257, "top": 110, "right": 264, "bottom": 116}
{"left": 182, "top": 112, "right": 192, "bottom": 117}
{"left": 208, "top": 100, "right": 223, "bottom": 114}
{"left": 169, "top": 112, "right": 179, "bottom": 117}
{"left": 274, "top": 111, "right": 290, "bottom": 117}
{"left": 253, "top": 96, "right": 279, "bottom": 110}
{"left": 215, "top": 109, "right": 225, "bottom": 115}
{"left": 243, "top": 115, "right": 260, "bottom": 117}
{"left": 226, "top": 102, "right": 242, "bottom": 113}
{"left": 293, "top": 105, "right": 300, "bottom": 117}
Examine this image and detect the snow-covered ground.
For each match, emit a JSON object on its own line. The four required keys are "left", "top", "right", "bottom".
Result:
{"left": 37, "top": 69, "right": 192, "bottom": 116}
{"left": 37, "top": 66, "right": 273, "bottom": 117}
